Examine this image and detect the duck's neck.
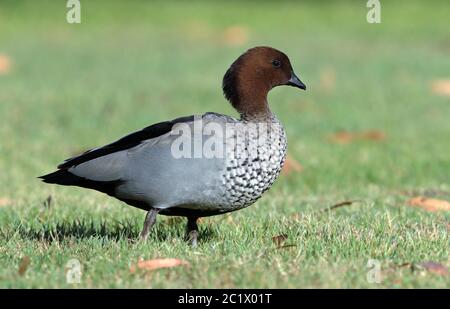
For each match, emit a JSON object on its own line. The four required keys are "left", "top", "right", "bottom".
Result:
{"left": 225, "top": 72, "right": 276, "bottom": 121}
{"left": 239, "top": 102, "right": 274, "bottom": 122}
{"left": 234, "top": 93, "right": 275, "bottom": 122}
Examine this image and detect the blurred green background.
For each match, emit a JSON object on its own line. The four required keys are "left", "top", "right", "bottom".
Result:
{"left": 0, "top": 0, "right": 448, "bottom": 288}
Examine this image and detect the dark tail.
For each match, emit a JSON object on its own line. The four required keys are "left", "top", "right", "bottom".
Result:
{"left": 39, "top": 170, "right": 122, "bottom": 196}
{"left": 39, "top": 169, "right": 80, "bottom": 185}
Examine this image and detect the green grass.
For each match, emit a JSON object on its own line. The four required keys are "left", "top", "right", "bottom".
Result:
{"left": 0, "top": 0, "right": 449, "bottom": 288}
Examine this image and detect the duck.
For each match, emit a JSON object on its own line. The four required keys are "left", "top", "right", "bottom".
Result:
{"left": 40, "top": 46, "right": 306, "bottom": 245}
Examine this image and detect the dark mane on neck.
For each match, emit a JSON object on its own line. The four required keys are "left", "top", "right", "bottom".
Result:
{"left": 222, "top": 61, "right": 241, "bottom": 110}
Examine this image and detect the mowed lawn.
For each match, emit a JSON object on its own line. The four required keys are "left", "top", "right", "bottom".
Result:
{"left": 0, "top": 1, "right": 449, "bottom": 288}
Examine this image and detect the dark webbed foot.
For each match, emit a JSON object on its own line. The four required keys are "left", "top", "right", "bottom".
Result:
{"left": 185, "top": 217, "right": 199, "bottom": 247}
{"left": 140, "top": 208, "right": 159, "bottom": 241}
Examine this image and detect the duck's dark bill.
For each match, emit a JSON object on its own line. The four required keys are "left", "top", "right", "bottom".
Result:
{"left": 287, "top": 72, "right": 306, "bottom": 90}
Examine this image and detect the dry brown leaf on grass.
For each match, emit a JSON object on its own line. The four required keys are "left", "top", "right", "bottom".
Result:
{"left": 130, "top": 258, "right": 189, "bottom": 273}
{"left": 431, "top": 79, "right": 450, "bottom": 97}
{"left": 271, "top": 234, "right": 297, "bottom": 250}
{"left": 381, "top": 262, "right": 412, "bottom": 279}
{"left": 328, "top": 131, "right": 354, "bottom": 144}
{"left": 272, "top": 234, "right": 288, "bottom": 248}
{"left": 290, "top": 200, "right": 361, "bottom": 219}
{"left": 360, "top": 130, "right": 386, "bottom": 141}
{"left": 18, "top": 256, "right": 31, "bottom": 276}
{"left": 223, "top": 25, "right": 249, "bottom": 47}
{"left": 419, "top": 261, "right": 449, "bottom": 276}
{"left": 281, "top": 155, "right": 303, "bottom": 176}
{"left": 408, "top": 196, "right": 450, "bottom": 212}
{"left": 320, "top": 200, "right": 362, "bottom": 213}
{"left": 328, "top": 130, "right": 386, "bottom": 144}
{"left": 384, "top": 261, "right": 448, "bottom": 279}
{"left": 0, "top": 197, "right": 13, "bottom": 207}
{"left": 0, "top": 54, "right": 12, "bottom": 74}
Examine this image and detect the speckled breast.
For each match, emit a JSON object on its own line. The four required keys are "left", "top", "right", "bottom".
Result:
{"left": 220, "top": 115, "right": 287, "bottom": 210}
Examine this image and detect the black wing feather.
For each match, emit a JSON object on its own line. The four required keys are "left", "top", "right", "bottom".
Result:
{"left": 57, "top": 115, "right": 195, "bottom": 169}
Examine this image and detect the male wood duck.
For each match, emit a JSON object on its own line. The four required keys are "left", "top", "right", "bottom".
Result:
{"left": 40, "top": 46, "right": 306, "bottom": 245}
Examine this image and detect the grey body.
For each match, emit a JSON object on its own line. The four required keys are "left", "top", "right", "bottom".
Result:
{"left": 60, "top": 112, "right": 287, "bottom": 216}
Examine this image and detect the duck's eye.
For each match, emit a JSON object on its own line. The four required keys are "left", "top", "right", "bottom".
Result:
{"left": 272, "top": 59, "right": 281, "bottom": 68}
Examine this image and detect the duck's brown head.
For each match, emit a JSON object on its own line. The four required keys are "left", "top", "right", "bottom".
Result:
{"left": 223, "top": 46, "right": 306, "bottom": 119}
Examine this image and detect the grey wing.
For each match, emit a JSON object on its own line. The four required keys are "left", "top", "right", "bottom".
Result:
{"left": 40, "top": 113, "right": 233, "bottom": 210}
{"left": 115, "top": 115, "right": 231, "bottom": 209}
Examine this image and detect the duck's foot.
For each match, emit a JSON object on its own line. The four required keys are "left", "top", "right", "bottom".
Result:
{"left": 140, "top": 208, "right": 159, "bottom": 241}
{"left": 185, "top": 217, "right": 199, "bottom": 247}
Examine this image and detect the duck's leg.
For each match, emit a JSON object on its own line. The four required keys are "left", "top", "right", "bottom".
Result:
{"left": 140, "top": 208, "right": 159, "bottom": 241}
{"left": 185, "top": 217, "right": 199, "bottom": 247}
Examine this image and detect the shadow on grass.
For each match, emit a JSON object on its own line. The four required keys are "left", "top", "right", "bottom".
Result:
{"left": 10, "top": 219, "right": 217, "bottom": 244}
{"left": 13, "top": 220, "right": 139, "bottom": 242}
